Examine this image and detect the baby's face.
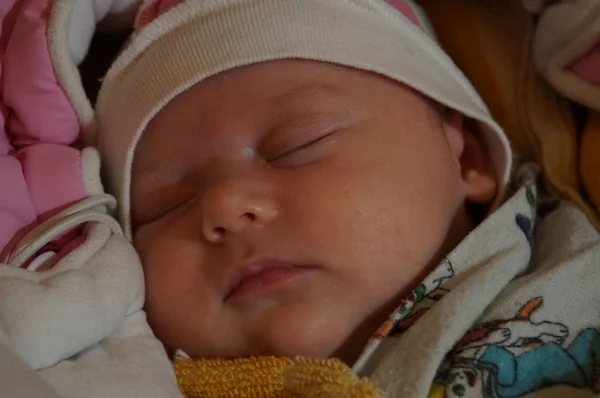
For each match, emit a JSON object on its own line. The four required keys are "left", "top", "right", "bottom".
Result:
{"left": 131, "top": 60, "right": 495, "bottom": 363}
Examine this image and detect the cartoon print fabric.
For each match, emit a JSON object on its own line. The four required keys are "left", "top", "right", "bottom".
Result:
{"left": 432, "top": 298, "right": 600, "bottom": 398}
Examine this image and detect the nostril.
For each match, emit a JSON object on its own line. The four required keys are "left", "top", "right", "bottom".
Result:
{"left": 213, "top": 227, "right": 226, "bottom": 236}
{"left": 241, "top": 212, "right": 256, "bottom": 221}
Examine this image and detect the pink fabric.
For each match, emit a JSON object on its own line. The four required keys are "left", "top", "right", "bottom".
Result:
{"left": 0, "top": 0, "right": 20, "bottom": 156}
{"left": 134, "top": 0, "right": 183, "bottom": 33}
{"left": 570, "top": 43, "right": 600, "bottom": 86}
{"left": 385, "top": 0, "right": 421, "bottom": 27}
{"left": 0, "top": 0, "right": 86, "bottom": 257}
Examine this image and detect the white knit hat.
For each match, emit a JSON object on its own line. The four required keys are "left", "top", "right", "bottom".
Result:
{"left": 95, "top": 0, "right": 512, "bottom": 237}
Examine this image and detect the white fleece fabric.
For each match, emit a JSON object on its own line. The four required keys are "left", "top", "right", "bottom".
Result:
{"left": 0, "top": 223, "right": 181, "bottom": 397}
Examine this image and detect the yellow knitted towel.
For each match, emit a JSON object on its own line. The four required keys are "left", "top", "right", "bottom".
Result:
{"left": 174, "top": 357, "right": 384, "bottom": 398}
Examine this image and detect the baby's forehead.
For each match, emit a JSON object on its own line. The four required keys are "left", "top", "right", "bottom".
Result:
{"left": 158, "top": 60, "right": 421, "bottom": 122}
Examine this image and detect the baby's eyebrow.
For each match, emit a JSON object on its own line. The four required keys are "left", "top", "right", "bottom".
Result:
{"left": 265, "top": 82, "right": 344, "bottom": 107}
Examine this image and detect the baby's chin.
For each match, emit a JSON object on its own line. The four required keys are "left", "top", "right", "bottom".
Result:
{"left": 255, "top": 305, "right": 352, "bottom": 358}
{"left": 181, "top": 297, "right": 364, "bottom": 362}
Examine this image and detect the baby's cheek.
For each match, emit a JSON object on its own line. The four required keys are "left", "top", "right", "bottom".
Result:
{"left": 250, "top": 297, "right": 354, "bottom": 358}
{"left": 143, "top": 264, "right": 211, "bottom": 355}
{"left": 136, "top": 238, "right": 199, "bottom": 339}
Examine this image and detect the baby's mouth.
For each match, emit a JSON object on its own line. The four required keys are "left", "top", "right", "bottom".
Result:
{"left": 224, "top": 257, "right": 315, "bottom": 301}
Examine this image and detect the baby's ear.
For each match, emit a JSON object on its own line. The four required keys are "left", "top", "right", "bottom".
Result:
{"left": 442, "top": 109, "right": 498, "bottom": 205}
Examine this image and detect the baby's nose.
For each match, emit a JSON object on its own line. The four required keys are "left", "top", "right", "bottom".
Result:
{"left": 201, "top": 178, "right": 279, "bottom": 243}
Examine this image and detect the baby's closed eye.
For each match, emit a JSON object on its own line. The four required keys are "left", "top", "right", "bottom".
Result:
{"left": 261, "top": 112, "right": 357, "bottom": 168}
{"left": 266, "top": 128, "right": 339, "bottom": 168}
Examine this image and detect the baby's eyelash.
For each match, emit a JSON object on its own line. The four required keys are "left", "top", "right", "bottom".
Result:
{"left": 267, "top": 131, "right": 334, "bottom": 162}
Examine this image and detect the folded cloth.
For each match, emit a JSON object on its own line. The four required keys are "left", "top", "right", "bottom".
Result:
{"left": 522, "top": 0, "right": 600, "bottom": 112}
{"left": 0, "top": 339, "right": 60, "bottom": 398}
